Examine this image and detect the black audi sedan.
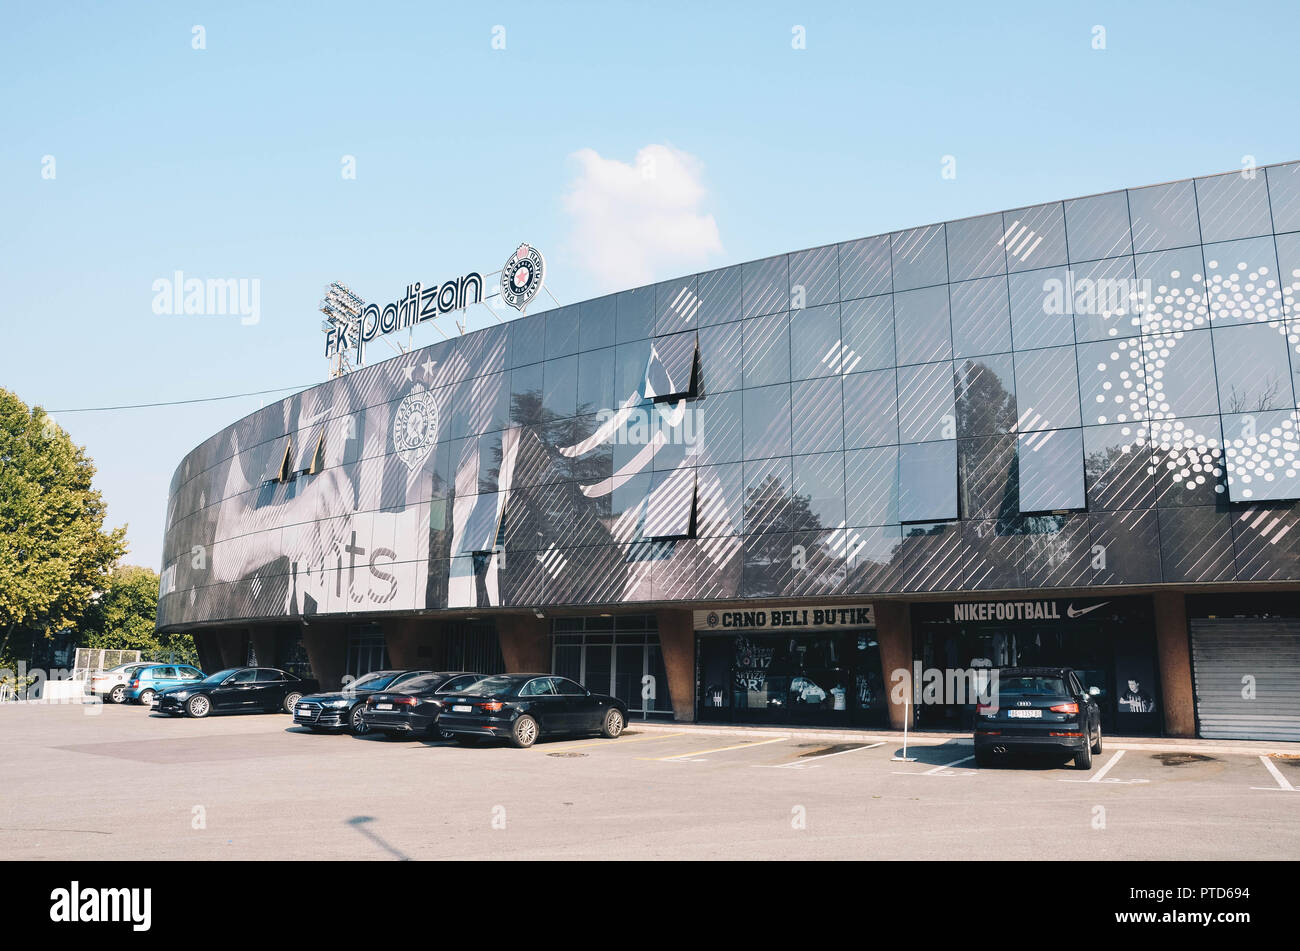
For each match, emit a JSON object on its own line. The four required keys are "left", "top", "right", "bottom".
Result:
{"left": 154, "top": 667, "right": 319, "bottom": 718}
{"left": 357, "top": 671, "right": 484, "bottom": 740}
{"left": 973, "top": 666, "right": 1103, "bottom": 769}
{"left": 436, "top": 673, "right": 629, "bottom": 748}
{"left": 292, "top": 669, "right": 433, "bottom": 735}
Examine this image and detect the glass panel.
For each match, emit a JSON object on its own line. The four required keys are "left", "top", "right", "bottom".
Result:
{"left": 1142, "top": 330, "right": 1219, "bottom": 418}
{"left": 742, "top": 254, "right": 790, "bottom": 319}
{"left": 845, "top": 446, "right": 898, "bottom": 527}
{"left": 893, "top": 285, "right": 953, "bottom": 365}
{"left": 843, "top": 369, "right": 897, "bottom": 449}
{"left": 1223, "top": 410, "right": 1300, "bottom": 502}
{"left": 579, "top": 295, "right": 616, "bottom": 351}
{"left": 793, "top": 452, "right": 845, "bottom": 531}
{"left": 950, "top": 275, "right": 1012, "bottom": 358}
{"left": 1195, "top": 171, "right": 1273, "bottom": 243}
{"left": 584, "top": 643, "right": 612, "bottom": 695}
{"left": 544, "top": 305, "right": 579, "bottom": 359}
{"left": 1214, "top": 321, "right": 1293, "bottom": 413}
{"left": 697, "top": 321, "right": 742, "bottom": 395}
{"left": 839, "top": 295, "right": 895, "bottom": 371}
{"left": 958, "top": 434, "right": 1017, "bottom": 521}
{"left": 1203, "top": 237, "right": 1285, "bottom": 327}
{"left": 1149, "top": 415, "right": 1228, "bottom": 507}
{"left": 1017, "top": 429, "right": 1085, "bottom": 512}
{"left": 742, "top": 312, "right": 791, "bottom": 387}
{"left": 1277, "top": 234, "right": 1300, "bottom": 319}
{"left": 1083, "top": 423, "right": 1155, "bottom": 511}
{"left": 1135, "top": 246, "right": 1209, "bottom": 335}
{"left": 1009, "top": 266, "right": 1074, "bottom": 349}
{"left": 509, "top": 363, "right": 543, "bottom": 425}
{"left": 576, "top": 347, "right": 615, "bottom": 414}
{"left": 790, "top": 302, "right": 842, "bottom": 380}
{"left": 742, "top": 384, "right": 792, "bottom": 459}
{"left": 614, "top": 339, "right": 653, "bottom": 405}
{"left": 507, "top": 315, "right": 545, "bottom": 368}
{"left": 1076, "top": 337, "right": 1148, "bottom": 427}
{"left": 897, "top": 360, "right": 956, "bottom": 443}
{"left": 656, "top": 275, "right": 699, "bottom": 335}
{"left": 1127, "top": 179, "right": 1201, "bottom": 253}
{"left": 646, "top": 331, "right": 697, "bottom": 400}
{"left": 955, "top": 354, "right": 1017, "bottom": 437}
{"left": 898, "top": 440, "right": 957, "bottom": 522}
{"left": 1266, "top": 162, "right": 1300, "bottom": 235}
{"left": 616, "top": 286, "right": 655, "bottom": 344}
{"left": 1003, "top": 203, "right": 1067, "bottom": 272}
{"left": 697, "top": 265, "right": 742, "bottom": 327}
{"left": 541, "top": 355, "right": 578, "bottom": 420}
{"left": 643, "top": 468, "right": 696, "bottom": 539}
{"left": 744, "top": 456, "right": 793, "bottom": 534}
{"left": 1064, "top": 190, "right": 1132, "bottom": 263}
{"left": 615, "top": 644, "right": 644, "bottom": 711}
{"left": 1071, "top": 256, "right": 1143, "bottom": 343}
{"left": 1014, "top": 346, "right": 1081, "bottom": 431}
{"left": 789, "top": 244, "right": 839, "bottom": 308}
{"left": 891, "top": 224, "right": 948, "bottom": 291}
{"left": 945, "top": 212, "right": 1006, "bottom": 282}
{"left": 838, "top": 235, "right": 892, "bottom": 301}
{"left": 694, "top": 391, "right": 743, "bottom": 465}
{"left": 792, "top": 377, "right": 844, "bottom": 455}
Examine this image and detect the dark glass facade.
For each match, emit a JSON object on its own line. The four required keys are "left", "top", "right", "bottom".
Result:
{"left": 159, "top": 162, "right": 1300, "bottom": 630}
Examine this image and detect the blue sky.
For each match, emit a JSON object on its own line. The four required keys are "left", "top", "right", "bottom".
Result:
{"left": 4, "top": 0, "right": 1299, "bottom": 570}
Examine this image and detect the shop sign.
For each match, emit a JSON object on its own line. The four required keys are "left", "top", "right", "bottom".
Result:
{"left": 694, "top": 604, "right": 875, "bottom": 632}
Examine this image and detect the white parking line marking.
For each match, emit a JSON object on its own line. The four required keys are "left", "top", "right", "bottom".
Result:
{"left": 640, "top": 736, "right": 786, "bottom": 762}
{"left": 1251, "top": 755, "right": 1298, "bottom": 792}
{"left": 890, "top": 754, "right": 975, "bottom": 776}
{"left": 1060, "top": 749, "right": 1150, "bottom": 784}
{"left": 751, "top": 741, "right": 885, "bottom": 770}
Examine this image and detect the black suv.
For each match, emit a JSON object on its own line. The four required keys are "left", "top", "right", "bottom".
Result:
{"left": 973, "top": 666, "right": 1102, "bottom": 769}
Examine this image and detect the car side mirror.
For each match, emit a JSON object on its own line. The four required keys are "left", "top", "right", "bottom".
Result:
{"left": 1088, "top": 686, "right": 1101, "bottom": 696}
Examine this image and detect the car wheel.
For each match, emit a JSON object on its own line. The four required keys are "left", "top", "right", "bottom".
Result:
{"left": 1074, "top": 738, "right": 1093, "bottom": 770}
{"left": 1091, "top": 723, "right": 1103, "bottom": 755}
{"left": 282, "top": 692, "right": 302, "bottom": 714}
{"left": 349, "top": 705, "right": 369, "bottom": 735}
{"left": 138, "top": 689, "right": 155, "bottom": 706}
{"left": 509, "top": 715, "right": 539, "bottom": 748}
{"left": 109, "top": 684, "right": 126, "bottom": 704}
{"left": 600, "top": 708, "right": 625, "bottom": 739}
{"left": 186, "top": 695, "right": 211, "bottom": 718}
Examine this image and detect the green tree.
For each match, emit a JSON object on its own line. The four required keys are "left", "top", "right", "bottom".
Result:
{"left": 0, "top": 387, "right": 127, "bottom": 669}
{"left": 75, "top": 565, "right": 196, "bottom": 665}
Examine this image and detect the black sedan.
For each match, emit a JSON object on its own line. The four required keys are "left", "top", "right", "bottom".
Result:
{"left": 154, "top": 667, "right": 320, "bottom": 718}
{"left": 358, "top": 671, "right": 485, "bottom": 740}
{"left": 436, "top": 673, "right": 629, "bottom": 748}
{"left": 292, "top": 669, "right": 433, "bottom": 735}
{"left": 973, "top": 666, "right": 1103, "bottom": 769}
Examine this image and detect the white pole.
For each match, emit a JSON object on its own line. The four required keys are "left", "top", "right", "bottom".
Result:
{"left": 891, "top": 681, "right": 917, "bottom": 762}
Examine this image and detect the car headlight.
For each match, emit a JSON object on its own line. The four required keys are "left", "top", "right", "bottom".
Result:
{"left": 171, "top": 691, "right": 190, "bottom": 700}
{"left": 325, "top": 699, "right": 350, "bottom": 708}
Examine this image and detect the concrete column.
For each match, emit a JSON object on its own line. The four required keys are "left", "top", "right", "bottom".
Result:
{"left": 384, "top": 618, "right": 444, "bottom": 669}
{"left": 249, "top": 627, "right": 278, "bottom": 669}
{"left": 656, "top": 609, "right": 696, "bottom": 722}
{"left": 215, "top": 629, "right": 248, "bottom": 669}
{"left": 191, "top": 631, "right": 223, "bottom": 675}
{"left": 874, "top": 601, "right": 914, "bottom": 730}
{"left": 1153, "top": 591, "right": 1196, "bottom": 737}
{"left": 301, "top": 622, "right": 348, "bottom": 690}
{"left": 496, "top": 615, "right": 550, "bottom": 673}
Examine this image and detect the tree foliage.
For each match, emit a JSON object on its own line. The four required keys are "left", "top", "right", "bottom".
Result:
{"left": 0, "top": 387, "right": 127, "bottom": 663}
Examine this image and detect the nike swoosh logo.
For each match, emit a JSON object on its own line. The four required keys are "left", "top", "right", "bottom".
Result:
{"left": 1067, "top": 602, "right": 1109, "bottom": 618}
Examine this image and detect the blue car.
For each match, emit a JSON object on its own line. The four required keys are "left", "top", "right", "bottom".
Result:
{"left": 126, "top": 665, "right": 205, "bottom": 705}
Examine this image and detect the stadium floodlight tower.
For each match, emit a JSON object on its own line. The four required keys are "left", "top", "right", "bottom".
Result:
{"left": 320, "top": 281, "right": 366, "bottom": 379}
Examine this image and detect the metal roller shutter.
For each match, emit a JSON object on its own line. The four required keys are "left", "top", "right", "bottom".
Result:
{"left": 1190, "top": 619, "right": 1300, "bottom": 741}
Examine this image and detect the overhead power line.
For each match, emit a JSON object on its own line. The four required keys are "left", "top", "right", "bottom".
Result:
{"left": 45, "top": 383, "right": 316, "bottom": 414}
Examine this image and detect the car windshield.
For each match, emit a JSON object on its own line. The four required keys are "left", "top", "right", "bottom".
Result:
{"left": 999, "top": 675, "right": 1068, "bottom": 697}
{"left": 386, "top": 673, "right": 441, "bottom": 693}
{"left": 456, "top": 675, "right": 520, "bottom": 697}
{"left": 200, "top": 668, "right": 240, "bottom": 684}
{"left": 346, "top": 672, "right": 401, "bottom": 692}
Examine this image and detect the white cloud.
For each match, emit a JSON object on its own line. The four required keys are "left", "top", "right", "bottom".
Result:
{"left": 563, "top": 144, "right": 724, "bottom": 291}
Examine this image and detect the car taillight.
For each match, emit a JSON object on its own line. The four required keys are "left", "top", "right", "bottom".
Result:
{"left": 481, "top": 701, "right": 504, "bottom": 712}
{"left": 976, "top": 703, "right": 994, "bottom": 715}
{"left": 395, "top": 697, "right": 418, "bottom": 707}
{"left": 129, "top": 679, "right": 139, "bottom": 687}
{"left": 1050, "top": 702, "right": 1079, "bottom": 714}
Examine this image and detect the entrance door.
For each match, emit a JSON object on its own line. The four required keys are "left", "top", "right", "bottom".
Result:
{"left": 1191, "top": 619, "right": 1300, "bottom": 741}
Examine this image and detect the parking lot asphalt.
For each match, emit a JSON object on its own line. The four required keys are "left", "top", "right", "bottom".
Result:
{"left": 3, "top": 702, "right": 1297, "bottom": 860}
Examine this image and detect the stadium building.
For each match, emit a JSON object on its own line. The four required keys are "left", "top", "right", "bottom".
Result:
{"left": 159, "top": 162, "right": 1300, "bottom": 741}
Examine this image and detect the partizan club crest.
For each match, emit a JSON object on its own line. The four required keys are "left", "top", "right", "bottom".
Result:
{"left": 392, "top": 383, "right": 438, "bottom": 472}
{"left": 500, "top": 243, "right": 545, "bottom": 311}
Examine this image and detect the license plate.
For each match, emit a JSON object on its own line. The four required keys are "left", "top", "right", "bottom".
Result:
{"left": 452, "top": 705, "right": 472, "bottom": 713}
{"left": 1008, "top": 709, "right": 1042, "bottom": 718}
{"left": 376, "top": 703, "right": 393, "bottom": 710}
{"left": 296, "top": 708, "right": 311, "bottom": 717}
